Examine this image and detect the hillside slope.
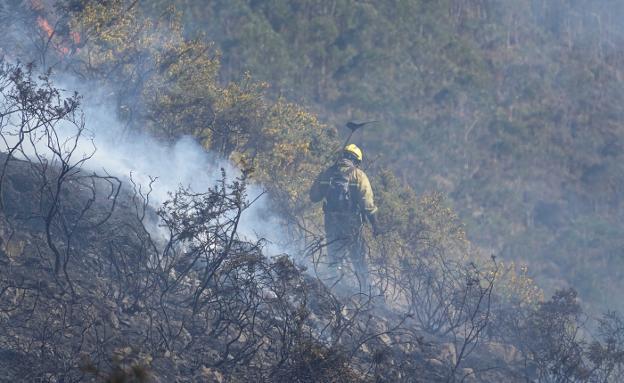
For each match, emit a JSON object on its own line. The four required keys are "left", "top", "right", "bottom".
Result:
{"left": 157, "top": 0, "right": 624, "bottom": 313}
{"left": 1, "top": 2, "right": 624, "bottom": 381}
{"left": 0, "top": 155, "right": 526, "bottom": 382}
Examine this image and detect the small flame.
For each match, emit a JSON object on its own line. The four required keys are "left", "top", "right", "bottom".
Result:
{"left": 33, "top": 2, "right": 80, "bottom": 56}
{"left": 36, "top": 16, "right": 54, "bottom": 39}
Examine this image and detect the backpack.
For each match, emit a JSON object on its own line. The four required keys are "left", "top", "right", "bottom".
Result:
{"left": 325, "top": 165, "right": 356, "bottom": 213}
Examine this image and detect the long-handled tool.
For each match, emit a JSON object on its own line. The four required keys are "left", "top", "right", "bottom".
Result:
{"left": 321, "top": 121, "right": 379, "bottom": 167}
{"left": 341, "top": 120, "right": 378, "bottom": 148}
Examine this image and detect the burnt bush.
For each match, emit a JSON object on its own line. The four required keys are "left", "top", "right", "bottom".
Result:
{"left": 0, "top": 62, "right": 425, "bottom": 382}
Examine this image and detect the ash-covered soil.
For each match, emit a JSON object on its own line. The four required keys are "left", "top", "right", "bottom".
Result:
{"left": 0, "top": 153, "right": 525, "bottom": 382}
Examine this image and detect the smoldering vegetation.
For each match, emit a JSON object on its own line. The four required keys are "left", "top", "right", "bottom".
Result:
{"left": 165, "top": 0, "right": 624, "bottom": 315}
{"left": 1, "top": 62, "right": 624, "bottom": 383}
{"left": 2, "top": 1, "right": 624, "bottom": 382}
{"left": 0, "top": 63, "right": 472, "bottom": 382}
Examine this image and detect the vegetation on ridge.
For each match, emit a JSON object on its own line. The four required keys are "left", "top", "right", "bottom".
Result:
{"left": 0, "top": 0, "right": 624, "bottom": 381}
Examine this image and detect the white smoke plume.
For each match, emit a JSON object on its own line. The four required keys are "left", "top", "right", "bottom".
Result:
{"left": 0, "top": 0, "right": 298, "bottom": 257}
{"left": 88, "top": 109, "right": 289, "bottom": 257}
{"left": 4, "top": 74, "right": 291, "bottom": 257}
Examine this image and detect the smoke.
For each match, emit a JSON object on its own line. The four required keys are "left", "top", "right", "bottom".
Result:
{"left": 0, "top": 0, "right": 300, "bottom": 265}
{"left": 81, "top": 95, "right": 290, "bottom": 256}
{"left": 2, "top": 72, "right": 291, "bottom": 257}
{"left": 165, "top": 0, "right": 624, "bottom": 313}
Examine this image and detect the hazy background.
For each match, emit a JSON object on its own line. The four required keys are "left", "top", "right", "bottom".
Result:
{"left": 162, "top": 0, "right": 624, "bottom": 314}
{"left": 2, "top": 0, "right": 624, "bottom": 315}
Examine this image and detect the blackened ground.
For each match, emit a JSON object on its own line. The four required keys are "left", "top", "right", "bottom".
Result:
{"left": 0, "top": 154, "right": 525, "bottom": 382}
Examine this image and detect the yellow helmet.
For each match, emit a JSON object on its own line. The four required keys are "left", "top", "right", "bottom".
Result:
{"left": 344, "top": 144, "right": 363, "bottom": 162}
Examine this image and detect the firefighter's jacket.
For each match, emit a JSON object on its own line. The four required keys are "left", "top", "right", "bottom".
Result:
{"left": 309, "top": 158, "right": 378, "bottom": 223}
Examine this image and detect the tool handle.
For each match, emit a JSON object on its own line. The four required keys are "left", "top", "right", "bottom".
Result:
{"left": 341, "top": 130, "right": 355, "bottom": 149}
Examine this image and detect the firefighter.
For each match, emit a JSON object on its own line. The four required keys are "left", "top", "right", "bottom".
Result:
{"left": 309, "top": 144, "right": 380, "bottom": 289}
